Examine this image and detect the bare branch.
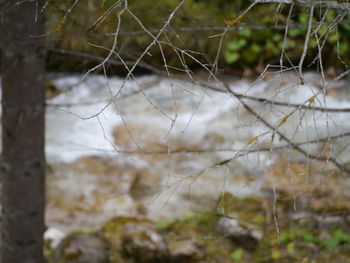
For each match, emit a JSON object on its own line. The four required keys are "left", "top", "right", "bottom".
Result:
{"left": 222, "top": 81, "right": 350, "bottom": 174}
{"left": 298, "top": 5, "right": 314, "bottom": 84}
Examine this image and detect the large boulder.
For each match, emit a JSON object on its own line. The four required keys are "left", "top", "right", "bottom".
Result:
{"left": 168, "top": 239, "right": 205, "bottom": 263}
{"left": 216, "top": 216, "right": 263, "bottom": 251}
{"left": 53, "top": 233, "right": 110, "bottom": 263}
{"left": 121, "top": 223, "right": 170, "bottom": 263}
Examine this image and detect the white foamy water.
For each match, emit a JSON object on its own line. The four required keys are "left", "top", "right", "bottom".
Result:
{"left": 2, "top": 72, "right": 350, "bottom": 234}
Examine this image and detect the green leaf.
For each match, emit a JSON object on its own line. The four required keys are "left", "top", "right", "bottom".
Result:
{"left": 229, "top": 248, "right": 245, "bottom": 261}
{"left": 318, "top": 25, "right": 328, "bottom": 35}
{"left": 326, "top": 10, "right": 336, "bottom": 21}
{"left": 271, "top": 249, "right": 282, "bottom": 260}
{"left": 279, "top": 233, "right": 292, "bottom": 244}
{"left": 303, "top": 231, "right": 318, "bottom": 243}
{"left": 288, "top": 28, "right": 304, "bottom": 37}
{"left": 299, "top": 12, "right": 309, "bottom": 24}
{"left": 287, "top": 242, "right": 295, "bottom": 253}
{"left": 227, "top": 39, "right": 247, "bottom": 51}
{"left": 341, "top": 23, "right": 350, "bottom": 31}
{"left": 338, "top": 41, "right": 349, "bottom": 55}
{"left": 265, "top": 41, "right": 279, "bottom": 56}
{"left": 239, "top": 29, "right": 252, "bottom": 38}
{"left": 242, "top": 49, "right": 257, "bottom": 63}
{"left": 155, "top": 219, "right": 172, "bottom": 228}
{"left": 224, "top": 51, "right": 240, "bottom": 63}
{"left": 333, "top": 228, "right": 350, "bottom": 242}
{"left": 272, "top": 33, "right": 282, "bottom": 42}
{"left": 251, "top": 43, "right": 262, "bottom": 53}
{"left": 321, "top": 228, "right": 350, "bottom": 250}
{"left": 328, "top": 33, "right": 338, "bottom": 43}
{"left": 242, "top": 43, "right": 262, "bottom": 63}
{"left": 309, "top": 38, "right": 317, "bottom": 48}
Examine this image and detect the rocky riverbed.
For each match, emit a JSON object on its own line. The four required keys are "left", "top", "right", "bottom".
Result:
{"left": 2, "top": 71, "right": 349, "bottom": 261}
{"left": 43, "top": 72, "right": 350, "bottom": 238}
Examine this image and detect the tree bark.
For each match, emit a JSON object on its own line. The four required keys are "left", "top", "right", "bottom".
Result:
{"left": 1, "top": 1, "right": 46, "bottom": 262}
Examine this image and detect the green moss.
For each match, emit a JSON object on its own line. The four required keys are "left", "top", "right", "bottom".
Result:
{"left": 50, "top": 191, "right": 350, "bottom": 263}
{"left": 217, "top": 192, "right": 268, "bottom": 223}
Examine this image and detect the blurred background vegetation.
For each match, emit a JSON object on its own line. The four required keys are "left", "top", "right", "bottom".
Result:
{"left": 46, "top": 0, "right": 350, "bottom": 75}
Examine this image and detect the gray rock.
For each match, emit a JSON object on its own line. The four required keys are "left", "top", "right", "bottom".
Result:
{"left": 216, "top": 216, "right": 263, "bottom": 250}
{"left": 121, "top": 223, "right": 169, "bottom": 263}
{"left": 53, "top": 233, "right": 109, "bottom": 263}
{"left": 168, "top": 239, "right": 205, "bottom": 263}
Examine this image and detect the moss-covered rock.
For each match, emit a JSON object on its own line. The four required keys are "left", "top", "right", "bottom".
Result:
{"left": 52, "top": 232, "right": 110, "bottom": 263}
{"left": 121, "top": 223, "right": 170, "bottom": 263}
{"left": 50, "top": 193, "right": 350, "bottom": 263}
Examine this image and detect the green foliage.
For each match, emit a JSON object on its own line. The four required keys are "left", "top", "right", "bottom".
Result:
{"left": 321, "top": 228, "right": 350, "bottom": 250}
{"left": 46, "top": 0, "right": 350, "bottom": 73}
{"left": 155, "top": 219, "right": 173, "bottom": 228}
{"left": 224, "top": 39, "right": 247, "bottom": 63}
{"left": 280, "top": 225, "right": 350, "bottom": 254}
{"left": 229, "top": 248, "right": 245, "bottom": 261}
{"left": 49, "top": 192, "right": 350, "bottom": 263}
{"left": 271, "top": 249, "right": 282, "bottom": 261}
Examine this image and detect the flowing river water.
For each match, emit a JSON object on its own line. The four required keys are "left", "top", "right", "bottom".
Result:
{"left": 4, "top": 72, "right": 350, "bottom": 243}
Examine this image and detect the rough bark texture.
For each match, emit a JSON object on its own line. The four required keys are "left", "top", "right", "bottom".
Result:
{"left": 1, "top": 1, "right": 46, "bottom": 262}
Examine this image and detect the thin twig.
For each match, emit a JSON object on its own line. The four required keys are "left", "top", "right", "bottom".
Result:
{"left": 299, "top": 5, "right": 314, "bottom": 85}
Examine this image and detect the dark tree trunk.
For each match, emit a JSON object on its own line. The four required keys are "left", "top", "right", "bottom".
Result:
{"left": 1, "top": 1, "right": 46, "bottom": 262}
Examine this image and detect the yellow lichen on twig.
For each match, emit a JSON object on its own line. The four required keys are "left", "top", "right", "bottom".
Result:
{"left": 277, "top": 114, "right": 292, "bottom": 127}
{"left": 50, "top": 19, "right": 65, "bottom": 33}
{"left": 247, "top": 136, "right": 259, "bottom": 145}
{"left": 306, "top": 96, "right": 315, "bottom": 109}
{"left": 224, "top": 13, "right": 244, "bottom": 27}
